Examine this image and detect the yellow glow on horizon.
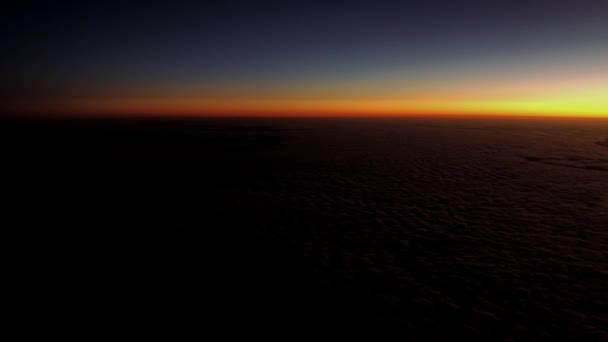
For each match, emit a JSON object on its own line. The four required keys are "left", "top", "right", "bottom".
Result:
{"left": 6, "top": 79, "right": 608, "bottom": 118}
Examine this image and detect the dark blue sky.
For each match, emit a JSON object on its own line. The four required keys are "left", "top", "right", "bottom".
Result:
{"left": 2, "top": 0, "right": 607, "bottom": 116}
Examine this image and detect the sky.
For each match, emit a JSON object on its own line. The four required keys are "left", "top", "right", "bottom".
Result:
{"left": 2, "top": 0, "right": 607, "bottom": 117}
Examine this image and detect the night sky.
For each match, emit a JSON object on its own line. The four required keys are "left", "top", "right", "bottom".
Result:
{"left": 2, "top": 0, "right": 607, "bottom": 117}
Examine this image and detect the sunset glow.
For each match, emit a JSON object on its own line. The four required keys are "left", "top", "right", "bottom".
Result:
{"left": 11, "top": 79, "right": 608, "bottom": 118}
{"left": 3, "top": 1, "right": 607, "bottom": 118}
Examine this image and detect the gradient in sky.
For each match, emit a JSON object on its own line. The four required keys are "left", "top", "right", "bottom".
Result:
{"left": 2, "top": 0, "right": 607, "bottom": 117}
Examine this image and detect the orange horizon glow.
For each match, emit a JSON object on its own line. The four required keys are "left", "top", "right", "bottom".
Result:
{"left": 5, "top": 63, "right": 608, "bottom": 119}
{"left": 5, "top": 2, "right": 608, "bottom": 121}
{"left": 5, "top": 42, "right": 607, "bottom": 120}
{"left": 6, "top": 86, "right": 608, "bottom": 119}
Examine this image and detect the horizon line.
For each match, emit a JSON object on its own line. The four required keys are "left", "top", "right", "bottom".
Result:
{"left": 2, "top": 111, "right": 608, "bottom": 121}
